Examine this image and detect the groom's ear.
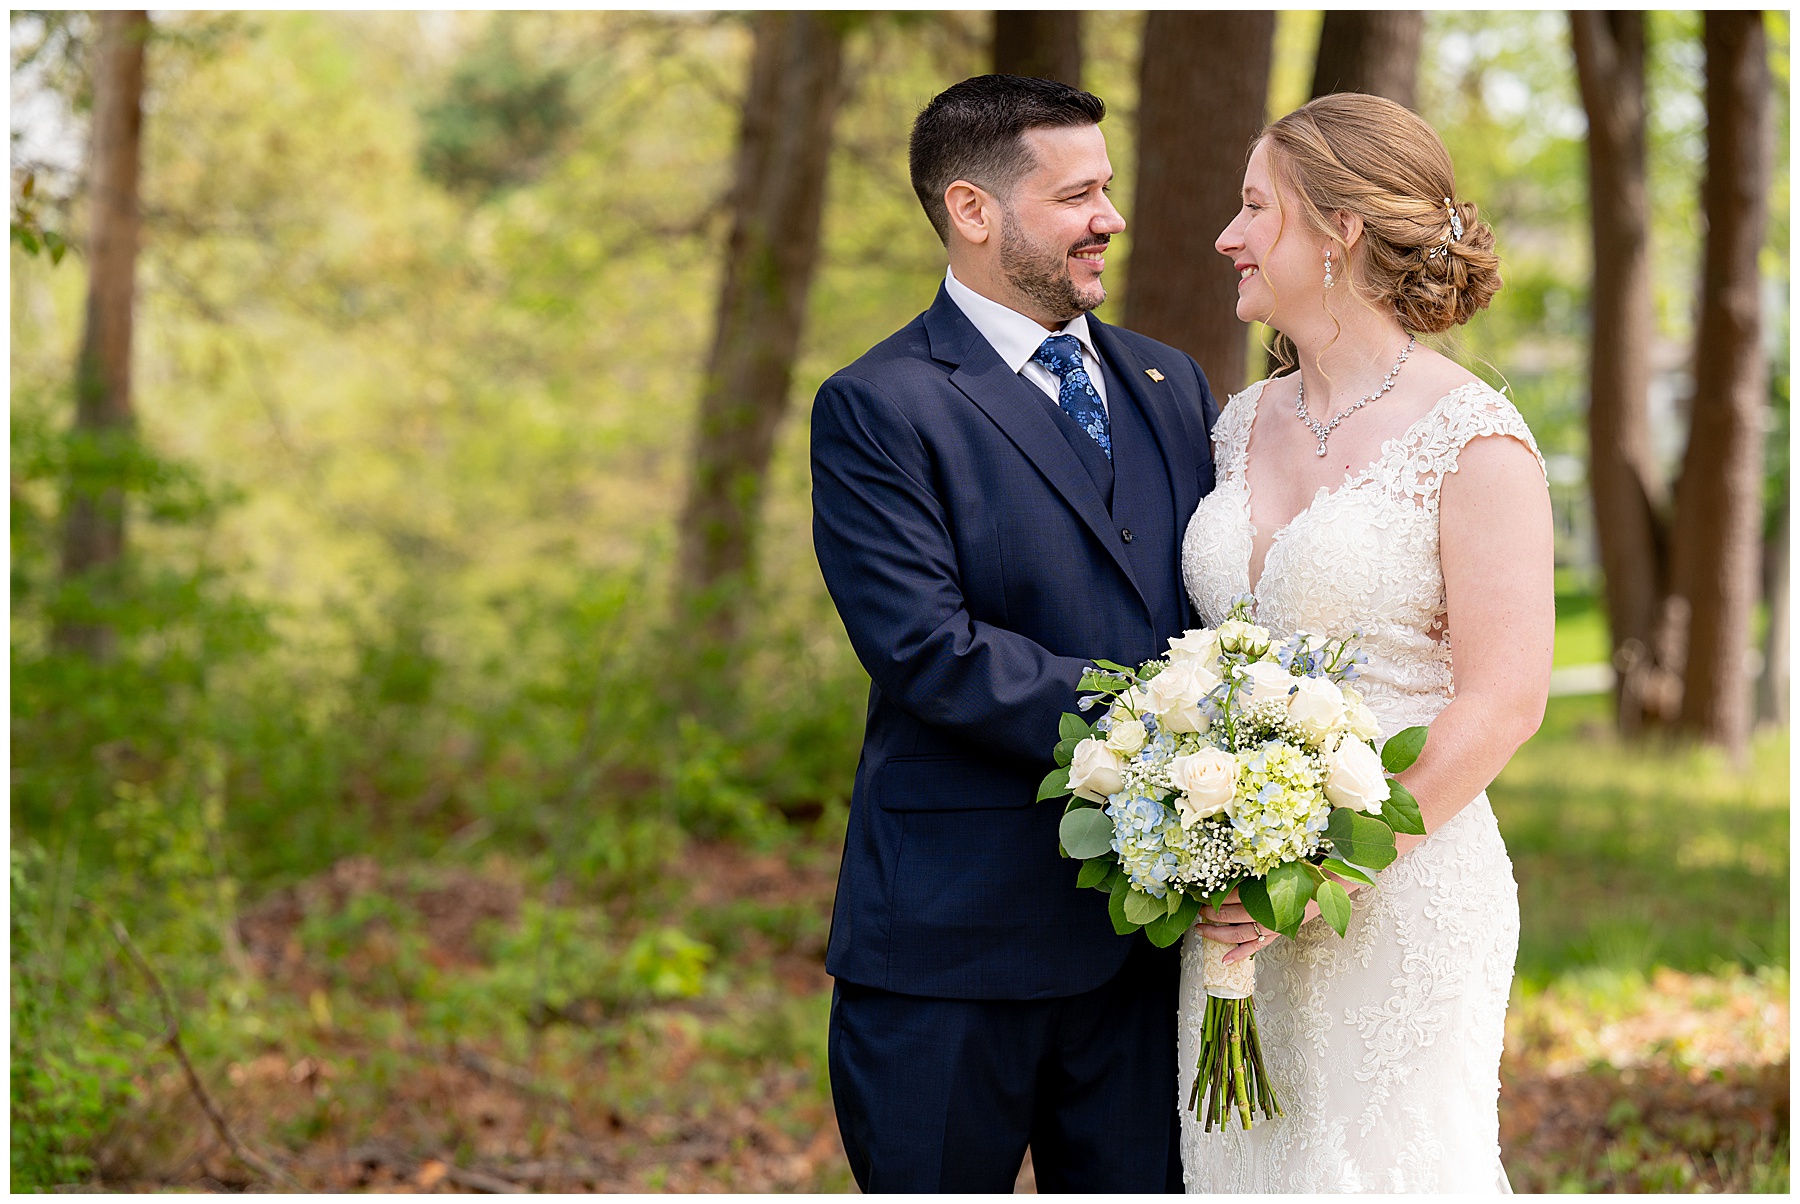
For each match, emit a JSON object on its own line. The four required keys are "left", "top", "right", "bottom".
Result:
{"left": 944, "top": 180, "right": 998, "bottom": 247}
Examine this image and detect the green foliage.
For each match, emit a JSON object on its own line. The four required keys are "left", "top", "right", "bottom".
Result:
{"left": 418, "top": 16, "right": 579, "bottom": 200}
{"left": 1491, "top": 694, "right": 1788, "bottom": 984}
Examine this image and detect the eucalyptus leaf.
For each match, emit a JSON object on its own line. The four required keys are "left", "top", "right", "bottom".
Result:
{"left": 1122, "top": 888, "right": 1165, "bottom": 926}
{"left": 1076, "top": 858, "right": 1112, "bottom": 890}
{"left": 1318, "top": 857, "right": 1377, "bottom": 888}
{"left": 1381, "top": 725, "right": 1429, "bottom": 774}
{"left": 1237, "top": 876, "right": 1278, "bottom": 932}
{"left": 1058, "top": 807, "right": 1115, "bottom": 860}
{"left": 1316, "top": 879, "right": 1353, "bottom": 937}
{"left": 1380, "top": 780, "right": 1427, "bottom": 836}
{"left": 1036, "top": 765, "right": 1072, "bottom": 802}
{"left": 1059, "top": 713, "right": 1094, "bottom": 742}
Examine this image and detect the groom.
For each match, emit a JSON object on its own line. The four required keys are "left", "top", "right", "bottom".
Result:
{"left": 811, "top": 75, "right": 1218, "bottom": 1191}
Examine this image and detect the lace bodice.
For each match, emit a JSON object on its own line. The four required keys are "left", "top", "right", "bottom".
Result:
{"left": 1176, "top": 376, "right": 1539, "bottom": 1194}
{"left": 1183, "top": 377, "right": 1545, "bottom": 738}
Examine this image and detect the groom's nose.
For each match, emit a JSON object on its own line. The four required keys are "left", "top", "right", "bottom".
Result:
{"left": 1093, "top": 197, "right": 1125, "bottom": 236}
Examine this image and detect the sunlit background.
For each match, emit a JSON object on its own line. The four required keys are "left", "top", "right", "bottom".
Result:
{"left": 11, "top": 10, "right": 1788, "bottom": 1193}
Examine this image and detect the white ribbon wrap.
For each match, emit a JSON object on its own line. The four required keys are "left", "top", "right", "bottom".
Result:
{"left": 1202, "top": 938, "right": 1257, "bottom": 1000}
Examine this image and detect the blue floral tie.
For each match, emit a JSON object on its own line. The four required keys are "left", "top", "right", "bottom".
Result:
{"left": 1031, "top": 333, "right": 1111, "bottom": 460}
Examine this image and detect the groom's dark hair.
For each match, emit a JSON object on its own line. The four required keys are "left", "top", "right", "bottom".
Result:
{"left": 909, "top": 74, "right": 1106, "bottom": 245}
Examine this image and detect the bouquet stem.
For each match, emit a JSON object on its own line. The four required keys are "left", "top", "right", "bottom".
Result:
{"left": 1191, "top": 944, "right": 1282, "bottom": 1131}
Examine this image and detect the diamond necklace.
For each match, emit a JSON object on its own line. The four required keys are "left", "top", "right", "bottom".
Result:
{"left": 1294, "top": 335, "right": 1416, "bottom": 457}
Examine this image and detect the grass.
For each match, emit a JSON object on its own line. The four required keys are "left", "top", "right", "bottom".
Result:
{"left": 1491, "top": 694, "right": 1789, "bottom": 984}
{"left": 21, "top": 691, "right": 1788, "bottom": 1193}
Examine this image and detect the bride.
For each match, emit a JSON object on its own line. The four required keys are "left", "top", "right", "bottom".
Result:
{"left": 1178, "top": 95, "right": 1554, "bottom": 1192}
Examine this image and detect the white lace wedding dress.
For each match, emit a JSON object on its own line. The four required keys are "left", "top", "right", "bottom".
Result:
{"left": 1177, "top": 377, "right": 1543, "bottom": 1193}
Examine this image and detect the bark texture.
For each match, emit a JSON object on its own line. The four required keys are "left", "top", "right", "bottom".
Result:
{"left": 56, "top": 10, "right": 149, "bottom": 658}
{"left": 1310, "top": 11, "right": 1424, "bottom": 108}
{"left": 1571, "top": 12, "right": 1678, "bottom": 733}
{"left": 674, "top": 13, "right": 845, "bottom": 653}
{"left": 992, "top": 12, "right": 1082, "bottom": 87}
{"left": 1670, "top": 12, "right": 1771, "bottom": 752}
{"left": 1125, "top": 13, "right": 1274, "bottom": 397}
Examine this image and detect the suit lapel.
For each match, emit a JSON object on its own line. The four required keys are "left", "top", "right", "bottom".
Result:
{"left": 1089, "top": 317, "right": 1201, "bottom": 529}
{"left": 924, "top": 291, "right": 1147, "bottom": 609}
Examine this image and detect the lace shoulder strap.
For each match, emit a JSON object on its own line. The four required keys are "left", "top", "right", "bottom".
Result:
{"left": 1385, "top": 381, "right": 1546, "bottom": 506}
{"left": 1211, "top": 376, "right": 1272, "bottom": 480}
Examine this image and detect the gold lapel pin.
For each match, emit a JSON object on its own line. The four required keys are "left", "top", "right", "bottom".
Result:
{"left": 1145, "top": 368, "right": 1165, "bottom": 382}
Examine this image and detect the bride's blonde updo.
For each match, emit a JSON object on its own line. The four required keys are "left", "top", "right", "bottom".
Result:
{"left": 1261, "top": 93, "right": 1501, "bottom": 339}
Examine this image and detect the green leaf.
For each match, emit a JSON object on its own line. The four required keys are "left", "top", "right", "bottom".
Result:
{"left": 1063, "top": 795, "right": 1097, "bottom": 815}
{"left": 1092, "top": 658, "right": 1137, "bottom": 675}
{"left": 1265, "top": 861, "right": 1316, "bottom": 933}
{"left": 1054, "top": 736, "right": 1080, "bottom": 767}
{"left": 1059, "top": 807, "right": 1115, "bottom": 859}
{"left": 1144, "top": 892, "right": 1203, "bottom": 948}
{"left": 1380, "top": 780, "right": 1427, "bottom": 836}
{"left": 1237, "top": 876, "right": 1278, "bottom": 932}
{"left": 1318, "top": 857, "right": 1377, "bottom": 888}
{"left": 1078, "top": 670, "right": 1130, "bottom": 694}
{"left": 1325, "top": 808, "right": 1398, "bottom": 872}
{"left": 1036, "top": 766, "right": 1072, "bottom": 802}
{"left": 1381, "top": 726, "right": 1429, "bottom": 775}
{"left": 1107, "top": 875, "right": 1137, "bottom": 935}
{"left": 1316, "top": 879, "right": 1353, "bottom": 937}
{"left": 1122, "top": 888, "right": 1165, "bottom": 926}
{"left": 1075, "top": 858, "right": 1113, "bottom": 890}
{"left": 1059, "top": 713, "right": 1094, "bottom": 742}
{"left": 1166, "top": 887, "right": 1186, "bottom": 915}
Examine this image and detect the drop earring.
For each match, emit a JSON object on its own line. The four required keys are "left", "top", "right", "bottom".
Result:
{"left": 1323, "top": 248, "right": 1335, "bottom": 290}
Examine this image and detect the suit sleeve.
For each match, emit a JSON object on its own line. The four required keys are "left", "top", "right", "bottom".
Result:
{"left": 811, "top": 372, "right": 1089, "bottom": 764}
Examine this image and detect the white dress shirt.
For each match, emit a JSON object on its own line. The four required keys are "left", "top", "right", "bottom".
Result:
{"left": 943, "top": 267, "right": 1109, "bottom": 415}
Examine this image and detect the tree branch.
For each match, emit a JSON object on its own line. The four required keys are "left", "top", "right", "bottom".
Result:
{"left": 74, "top": 898, "right": 305, "bottom": 1191}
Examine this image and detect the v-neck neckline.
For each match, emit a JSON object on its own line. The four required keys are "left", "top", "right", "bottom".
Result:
{"left": 1236, "top": 377, "right": 1479, "bottom": 596}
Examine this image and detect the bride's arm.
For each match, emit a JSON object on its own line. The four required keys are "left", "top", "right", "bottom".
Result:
{"left": 1392, "top": 432, "right": 1554, "bottom": 856}
{"left": 1201, "top": 433, "right": 1552, "bottom": 961}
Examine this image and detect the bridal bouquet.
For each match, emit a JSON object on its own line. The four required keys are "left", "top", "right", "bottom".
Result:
{"left": 1039, "top": 597, "right": 1429, "bottom": 1132}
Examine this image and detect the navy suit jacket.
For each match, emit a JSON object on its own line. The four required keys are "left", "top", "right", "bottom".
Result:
{"left": 811, "top": 286, "right": 1218, "bottom": 1000}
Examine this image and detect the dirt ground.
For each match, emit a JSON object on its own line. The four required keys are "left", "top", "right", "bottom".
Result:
{"left": 85, "top": 844, "right": 1788, "bottom": 1193}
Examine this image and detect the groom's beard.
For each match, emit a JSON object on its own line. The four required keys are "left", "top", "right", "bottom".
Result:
{"left": 1000, "top": 218, "right": 1107, "bottom": 321}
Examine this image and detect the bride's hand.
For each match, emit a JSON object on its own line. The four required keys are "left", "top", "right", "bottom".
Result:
{"left": 1195, "top": 889, "right": 1275, "bottom": 962}
{"left": 1196, "top": 877, "right": 1363, "bottom": 963}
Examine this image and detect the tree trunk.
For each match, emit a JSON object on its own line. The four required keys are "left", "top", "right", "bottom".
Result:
{"left": 1756, "top": 507, "right": 1788, "bottom": 727}
{"left": 1310, "top": 11, "right": 1424, "bottom": 108}
{"left": 1570, "top": 12, "right": 1678, "bottom": 734}
{"left": 1126, "top": 13, "right": 1274, "bottom": 397}
{"left": 55, "top": 10, "right": 149, "bottom": 659}
{"left": 1670, "top": 12, "right": 1771, "bottom": 754}
{"left": 674, "top": 13, "right": 844, "bottom": 657}
{"left": 992, "top": 12, "right": 1082, "bottom": 87}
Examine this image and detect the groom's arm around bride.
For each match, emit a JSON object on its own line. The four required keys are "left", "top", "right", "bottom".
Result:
{"left": 811, "top": 75, "right": 1217, "bottom": 1193}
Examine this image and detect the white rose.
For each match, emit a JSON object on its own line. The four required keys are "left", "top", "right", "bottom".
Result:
{"left": 1067, "top": 738, "right": 1126, "bottom": 802}
{"left": 1218, "top": 620, "right": 1272, "bottom": 657}
{"left": 1239, "top": 660, "right": 1297, "bottom": 709}
{"left": 1325, "top": 736, "right": 1391, "bottom": 814}
{"left": 1106, "top": 718, "right": 1147, "bottom": 756}
{"left": 1339, "top": 686, "right": 1381, "bottom": 741}
{"left": 1169, "top": 747, "right": 1240, "bottom": 826}
{"left": 1287, "top": 676, "right": 1347, "bottom": 743}
{"left": 1165, "top": 628, "right": 1221, "bottom": 665}
{"left": 1142, "top": 658, "right": 1221, "bottom": 734}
